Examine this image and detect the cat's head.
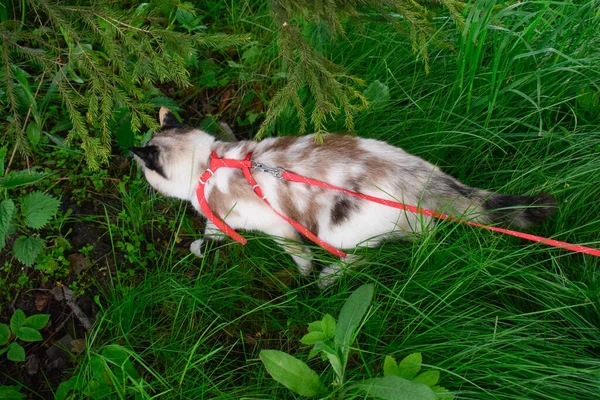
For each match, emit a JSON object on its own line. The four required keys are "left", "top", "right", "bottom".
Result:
{"left": 130, "top": 108, "right": 215, "bottom": 200}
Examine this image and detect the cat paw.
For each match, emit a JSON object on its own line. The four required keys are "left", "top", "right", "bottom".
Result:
{"left": 292, "top": 255, "right": 313, "bottom": 276}
{"left": 189, "top": 239, "right": 204, "bottom": 258}
{"left": 317, "top": 265, "right": 342, "bottom": 289}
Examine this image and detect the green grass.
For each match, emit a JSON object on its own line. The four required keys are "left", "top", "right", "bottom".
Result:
{"left": 57, "top": 1, "right": 600, "bottom": 399}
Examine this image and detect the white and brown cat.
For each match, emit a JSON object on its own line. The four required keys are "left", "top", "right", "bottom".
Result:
{"left": 131, "top": 108, "right": 555, "bottom": 287}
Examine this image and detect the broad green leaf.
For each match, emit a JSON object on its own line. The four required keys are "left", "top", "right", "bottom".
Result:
{"left": 38, "top": 65, "right": 64, "bottom": 113}
{"left": 300, "top": 331, "right": 327, "bottom": 345}
{"left": 413, "top": 370, "right": 440, "bottom": 387}
{"left": 10, "top": 309, "right": 26, "bottom": 333}
{"left": 85, "top": 378, "right": 111, "bottom": 399}
{"left": 321, "top": 314, "right": 336, "bottom": 339}
{"left": 363, "top": 80, "right": 390, "bottom": 110}
{"left": 175, "top": 5, "right": 204, "bottom": 32}
{"left": 0, "top": 145, "right": 6, "bottom": 176}
{"left": 334, "top": 284, "right": 374, "bottom": 357}
{"left": 432, "top": 385, "right": 455, "bottom": 399}
{"left": 348, "top": 375, "right": 437, "bottom": 400}
{"left": 21, "top": 191, "right": 61, "bottom": 229}
{"left": 0, "top": 199, "right": 15, "bottom": 232}
{"left": 102, "top": 344, "right": 141, "bottom": 380}
{"left": 112, "top": 108, "right": 135, "bottom": 150}
{"left": 308, "top": 341, "right": 336, "bottom": 360}
{"left": 16, "top": 327, "right": 42, "bottom": 342}
{"left": 26, "top": 122, "right": 41, "bottom": 147}
{"left": 7, "top": 342, "right": 25, "bottom": 362}
{"left": 67, "top": 67, "right": 84, "bottom": 84}
{"left": 13, "top": 67, "right": 35, "bottom": 106}
{"left": 0, "top": 199, "right": 15, "bottom": 246}
{"left": 0, "top": 0, "right": 6, "bottom": 19}
{"left": 307, "top": 347, "right": 320, "bottom": 360}
{"left": 23, "top": 314, "right": 50, "bottom": 330}
{"left": 307, "top": 320, "right": 322, "bottom": 333}
{"left": 90, "top": 354, "right": 109, "bottom": 383}
{"left": 399, "top": 352, "right": 422, "bottom": 380}
{"left": 259, "top": 350, "right": 325, "bottom": 397}
{"left": 55, "top": 378, "right": 77, "bottom": 400}
{"left": 312, "top": 341, "right": 336, "bottom": 355}
{"left": 0, "top": 323, "right": 10, "bottom": 345}
{"left": 13, "top": 236, "right": 44, "bottom": 266}
{"left": 149, "top": 96, "right": 183, "bottom": 111}
{"left": 0, "top": 385, "right": 27, "bottom": 399}
{"left": 0, "top": 170, "right": 47, "bottom": 189}
{"left": 383, "top": 355, "right": 401, "bottom": 377}
{"left": 0, "top": 347, "right": 8, "bottom": 356}
{"left": 325, "top": 352, "right": 343, "bottom": 383}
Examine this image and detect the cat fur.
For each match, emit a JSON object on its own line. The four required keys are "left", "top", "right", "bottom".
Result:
{"left": 131, "top": 108, "right": 556, "bottom": 287}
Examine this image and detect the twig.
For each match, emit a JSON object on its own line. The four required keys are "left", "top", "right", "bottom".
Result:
{"left": 51, "top": 286, "right": 92, "bottom": 331}
{"left": 67, "top": 299, "right": 92, "bottom": 331}
{"left": 9, "top": 289, "right": 21, "bottom": 313}
{"left": 40, "top": 311, "right": 74, "bottom": 347}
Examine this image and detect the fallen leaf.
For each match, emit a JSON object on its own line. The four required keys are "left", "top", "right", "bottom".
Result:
{"left": 70, "top": 338, "right": 86, "bottom": 354}
{"left": 51, "top": 286, "right": 74, "bottom": 302}
{"left": 244, "top": 334, "right": 257, "bottom": 345}
{"left": 68, "top": 253, "right": 91, "bottom": 275}
{"left": 35, "top": 293, "right": 50, "bottom": 311}
{"left": 219, "top": 89, "right": 233, "bottom": 112}
{"left": 26, "top": 353, "right": 40, "bottom": 375}
{"left": 46, "top": 335, "right": 72, "bottom": 371}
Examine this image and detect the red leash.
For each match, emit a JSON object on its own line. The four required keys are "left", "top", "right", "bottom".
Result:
{"left": 196, "top": 152, "right": 600, "bottom": 258}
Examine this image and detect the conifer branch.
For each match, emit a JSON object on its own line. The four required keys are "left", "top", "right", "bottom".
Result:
{"left": 0, "top": 0, "right": 248, "bottom": 168}
{"left": 258, "top": 0, "right": 465, "bottom": 139}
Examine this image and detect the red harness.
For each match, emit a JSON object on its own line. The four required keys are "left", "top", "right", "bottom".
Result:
{"left": 196, "top": 151, "right": 600, "bottom": 258}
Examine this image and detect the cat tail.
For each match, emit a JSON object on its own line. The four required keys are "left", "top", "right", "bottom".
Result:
{"left": 442, "top": 178, "right": 557, "bottom": 228}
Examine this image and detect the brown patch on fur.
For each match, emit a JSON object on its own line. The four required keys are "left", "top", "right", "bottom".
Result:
{"left": 207, "top": 171, "right": 266, "bottom": 219}
{"left": 331, "top": 196, "right": 359, "bottom": 226}
{"left": 285, "top": 135, "right": 364, "bottom": 177}
{"left": 212, "top": 141, "right": 255, "bottom": 157}
{"left": 207, "top": 185, "right": 238, "bottom": 218}
{"left": 207, "top": 134, "right": 386, "bottom": 233}
{"left": 277, "top": 183, "right": 320, "bottom": 235}
{"left": 239, "top": 142, "right": 254, "bottom": 156}
{"left": 273, "top": 154, "right": 288, "bottom": 169}
{"left": 364, "top": 157, "right": 393, "bottom": 183}
{"left": 262, "top": 136, "right": 300, "bottom": 153}
{"left": 319, "top": 135, "right": 362, "bottom": 158}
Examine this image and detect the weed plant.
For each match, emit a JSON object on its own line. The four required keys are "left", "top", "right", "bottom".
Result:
{"left": 4, "top": 0, "right": 600, "bottom": 399}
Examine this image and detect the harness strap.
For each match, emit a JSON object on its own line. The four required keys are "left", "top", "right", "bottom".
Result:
{"left": 196, "top": 152, "right": 600, "bottom": 258}
{"left": 195, "top": 151, "right": 251, "bottom": 245}
{"left": 241, "top": 167, "right": 347, "bottom": 257}
{"left": 196, "top": 151, "right": 345, "bottom": 256}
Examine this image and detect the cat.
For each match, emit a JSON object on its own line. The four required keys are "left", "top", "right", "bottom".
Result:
{"left": 131, "top": 108, "right": 556, "bottom": 288}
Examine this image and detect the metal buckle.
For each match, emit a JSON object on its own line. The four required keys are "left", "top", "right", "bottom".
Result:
{"left": 251, "top": 162, "right": 284, "bottom": 179}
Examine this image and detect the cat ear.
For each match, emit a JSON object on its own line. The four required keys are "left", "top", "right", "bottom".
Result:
{"left": 159, "top": 107, "right": 185, "bottom": 129}
{"left": 130, "top": 145, "right": 164, "bottom": 176}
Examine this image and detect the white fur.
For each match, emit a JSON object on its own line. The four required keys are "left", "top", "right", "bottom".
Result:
{"left": 135, "top": 116, "right": 550, "bottom": 288}
{"left": 136, "top": 129, "right": 472, "bottom": 287}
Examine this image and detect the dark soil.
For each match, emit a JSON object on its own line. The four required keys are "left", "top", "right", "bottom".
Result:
{"left": 0, "top": 87, "right": 264, "bottom": 397}
{"left": 0, "top": 154, "right": 183, "bottom": 398}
